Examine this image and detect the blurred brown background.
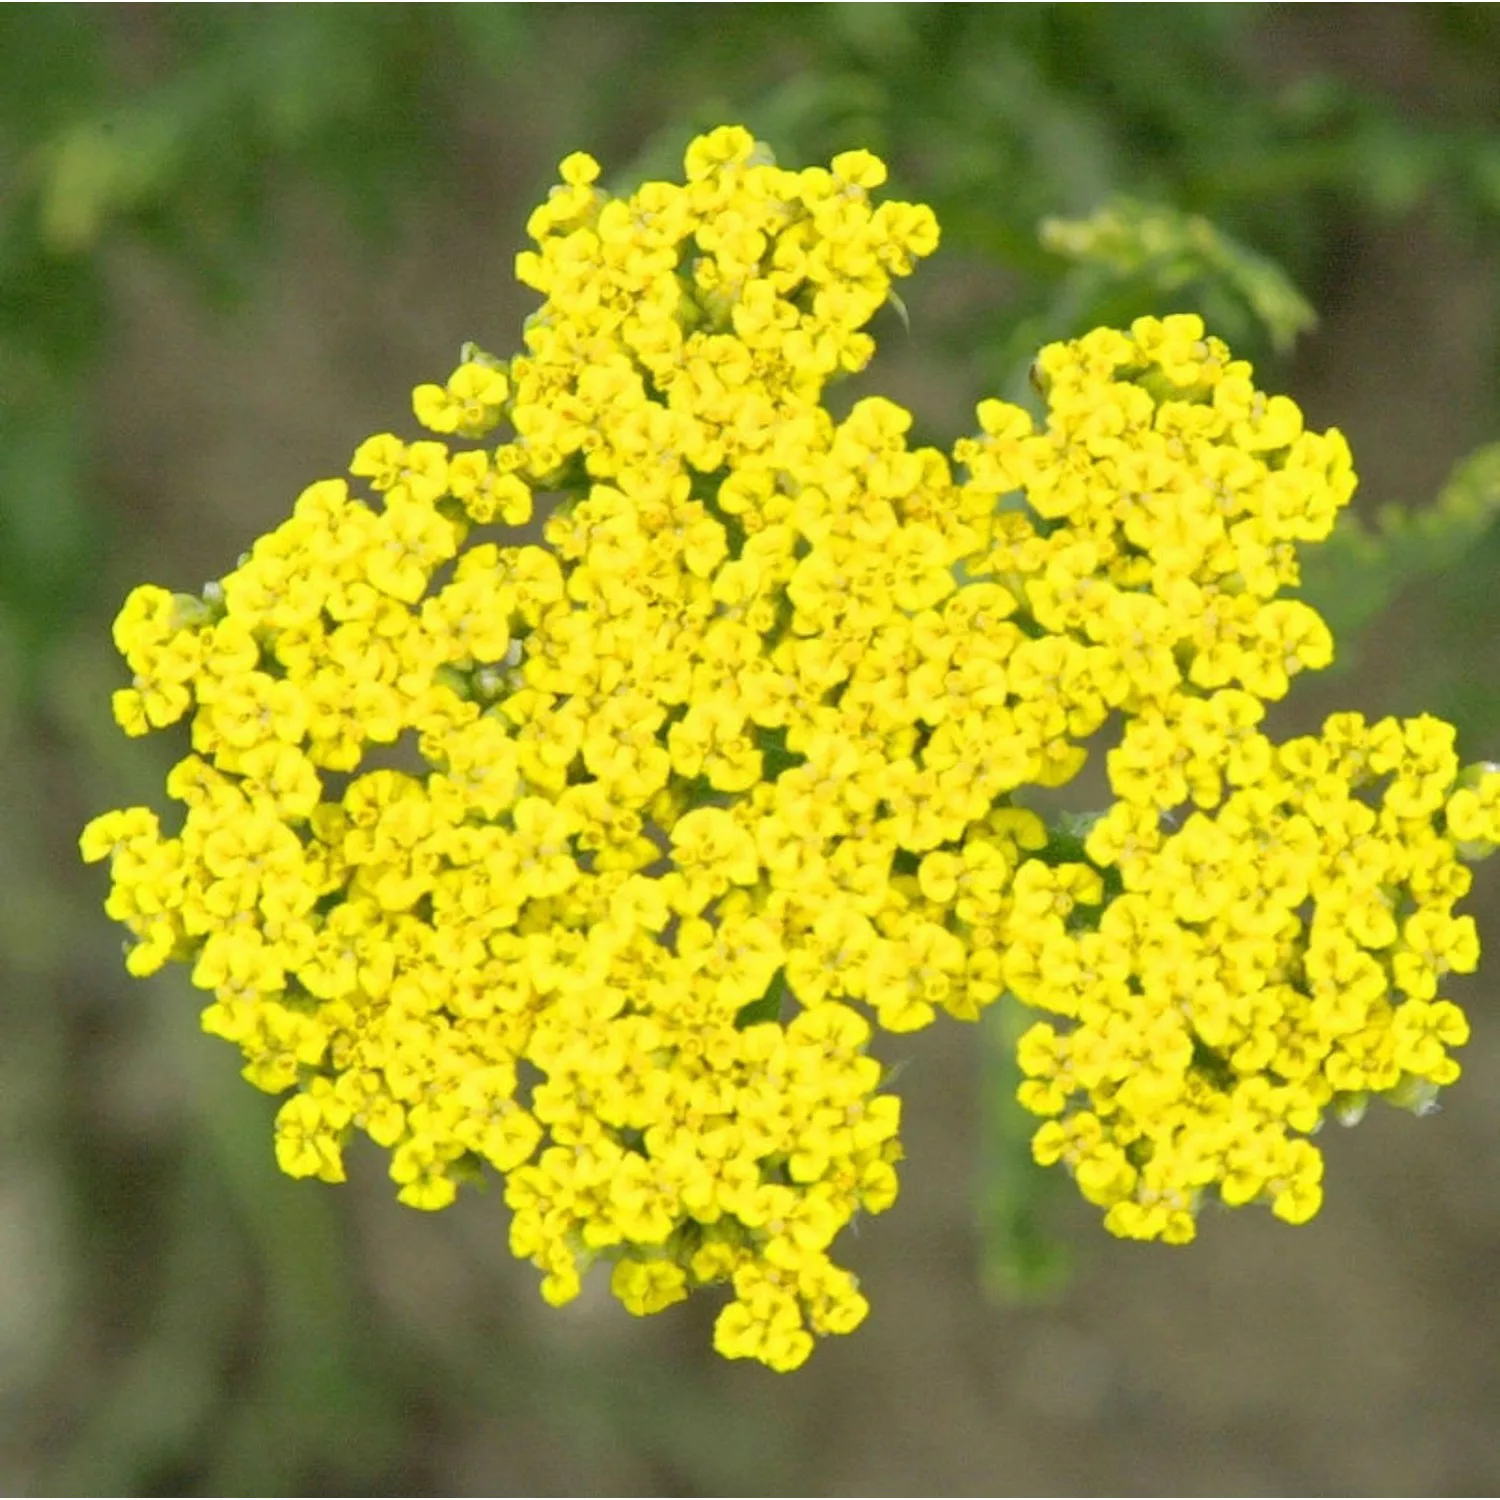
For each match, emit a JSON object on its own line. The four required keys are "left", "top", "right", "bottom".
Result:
{"left": 6, "top": 5, "right": 1500, "bottom": 1493}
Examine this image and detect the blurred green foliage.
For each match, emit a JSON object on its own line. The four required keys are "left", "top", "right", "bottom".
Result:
{"left": 7, "top": 6, "right": 1500, "bottom": 1492}
{"left": 1299, "top": 442, "right": 1500, "bottom": 647}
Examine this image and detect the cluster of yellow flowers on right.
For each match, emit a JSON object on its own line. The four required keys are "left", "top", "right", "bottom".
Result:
{"left": 956, "top": 327, "right": 1497, "bottom": 1243}
{"left": 1018, "top": 711, "right": 1483, "bottom": 1240}
{"left": 83, "top": 126, "right": 1498, "bottom": 1372}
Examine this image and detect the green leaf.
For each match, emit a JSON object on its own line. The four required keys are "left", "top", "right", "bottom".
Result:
{"left": 1298, "top": 441, "right": 1500, "bottom": 649}
{"left": 734, "top": 969, "right": 788, "bottom": 1030}
{"left": 1040, "top": 196, "right": 1317, "bottom": 352}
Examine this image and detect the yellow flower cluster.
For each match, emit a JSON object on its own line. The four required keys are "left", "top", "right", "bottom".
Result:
{"left": 1019, "top": 712, "right": 1483, "bottom": 1240}
{"left": 955, "top": 326, "right": 1495, "bottom": 1242}
{"left": 83, "top": 126, "right": 1498, "bottom": 1369}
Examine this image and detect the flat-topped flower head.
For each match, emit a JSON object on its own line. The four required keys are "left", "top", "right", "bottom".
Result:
{"left": 83, "top": 127, "right": 1497, "bottom": 1367}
